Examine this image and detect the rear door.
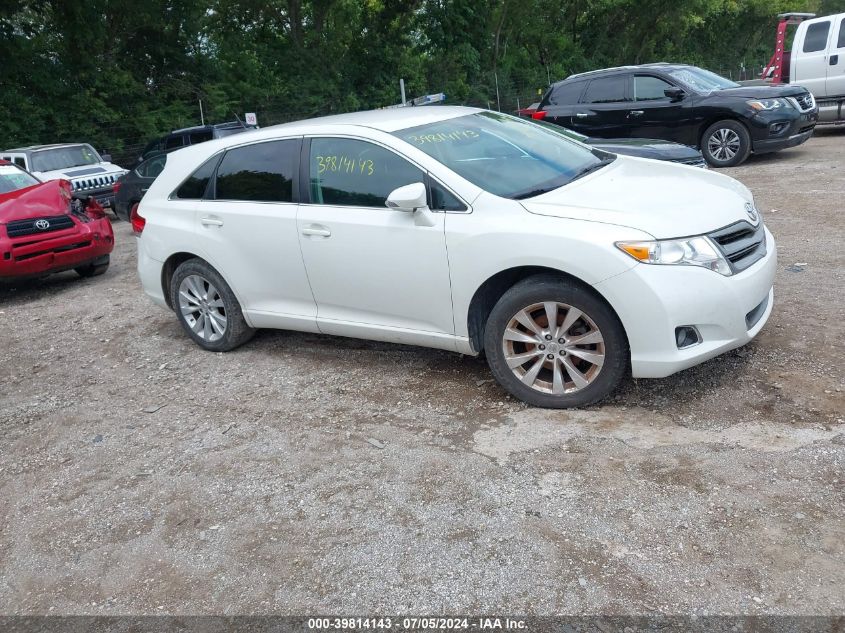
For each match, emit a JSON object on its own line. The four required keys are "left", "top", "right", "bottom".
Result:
{"left": 192, "top": 138, "right": 318, "bottom": 329}
{"left": 569, "top": 75, "right": 633, "bottom": 138}
{"left": 795, "top": 18, "right": 833, "bottom": 96}
{"left": 538, "top": 81, "right": 587, "bottom": 128}
{"left": 827, "top": 16, "right": 845, "bottom": 97}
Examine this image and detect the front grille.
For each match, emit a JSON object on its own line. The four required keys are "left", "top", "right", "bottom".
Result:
{"left": 72, "top": 173, "right": 120, "bottom": 192}
{"left": 5, "top": 215, "right": 75, "bottom": 238}
{"left": 790, "top": 92, "right": 816, "bottom": 112}
{"left": 709, "top": 221, "right": 766, "bottom": 273}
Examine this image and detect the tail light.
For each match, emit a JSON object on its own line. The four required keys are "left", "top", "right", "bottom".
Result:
{"left": 531, "top": 111, "right": 548, "bottom": 120}
{"left": 130, "top": 203, "right": 145, "bottom": 235}
{"left": 113, "top": 180, "right": 122, "bottom": 195}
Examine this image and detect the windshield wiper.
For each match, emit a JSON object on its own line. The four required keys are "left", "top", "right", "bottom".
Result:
{"left": 569, "top": 157, "right": 616, "bottom": 183}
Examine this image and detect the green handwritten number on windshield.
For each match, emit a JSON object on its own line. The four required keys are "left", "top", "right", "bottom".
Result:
{"left": 408, "top": 130, "right": 479, "bottom": 145}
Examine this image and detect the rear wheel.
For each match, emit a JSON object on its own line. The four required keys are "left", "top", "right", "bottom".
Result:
{"left": 170, "top": 258, "right": 255, "bottom": 352}
{"left": 701, "top": 120, "right": 751, "bottom": 167}
{"left": 483, "top": 275, "right": 628, "bottom": 408}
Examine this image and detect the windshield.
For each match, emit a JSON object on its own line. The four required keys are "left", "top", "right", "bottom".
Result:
{"left": 393, "top": 111, "right": 606, "bottom": 199}
{"left": 0, "top": 163, "right": 40, "bottom": 193}
{"left": 30, "top": 144, "right": 101, "bottom": 172}
{"left": 667, "top": 67, "right": 739, "bottom": 93}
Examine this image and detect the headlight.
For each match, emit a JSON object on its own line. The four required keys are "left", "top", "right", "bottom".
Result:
{"left": 747, "top": 98, "right": 788, "bottom": 111}
{"left": 616, "top": 236, "right": 732, "bottom": 276}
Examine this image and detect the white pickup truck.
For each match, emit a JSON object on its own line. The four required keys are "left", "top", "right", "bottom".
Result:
{"left": 771, "top": 12, "right": 845, "bottom": 123}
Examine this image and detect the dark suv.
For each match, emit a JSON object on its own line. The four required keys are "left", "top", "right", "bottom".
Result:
{"left": 533, "top": 63, "right": 819, "bottom": 166}
{"left": 138, "top": 121, "right": 258, "bottom": 163}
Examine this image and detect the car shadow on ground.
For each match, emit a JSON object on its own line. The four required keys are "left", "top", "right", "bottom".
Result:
{"left": 0, "top": 270, "right": 111, "bottom": 305}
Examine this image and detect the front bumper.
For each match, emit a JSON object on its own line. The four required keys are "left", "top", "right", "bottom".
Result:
{"left": 0, "top": 217, "right": 114, "bottom": 280}
{"left": 751, "top": 107, "right": 818, "bottom": 154}
{"left": 594, "top": 225, "right": 777, "bottom": 378}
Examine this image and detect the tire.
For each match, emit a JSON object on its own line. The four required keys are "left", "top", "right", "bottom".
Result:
{"left": 75, "top": 255, "right": 110, "bottom": 278}
{"left": 483, "top": 275, "right": 628, "bottom": 408}
{"left": 701, "top": 120, "right": 751, "bottom": 167}
{"left": 169, "top": 258, "right": 255, "bottom": 352}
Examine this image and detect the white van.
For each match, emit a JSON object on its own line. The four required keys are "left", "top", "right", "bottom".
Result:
{"left": 789, "top": 13, "right": 845, "bottom": 122}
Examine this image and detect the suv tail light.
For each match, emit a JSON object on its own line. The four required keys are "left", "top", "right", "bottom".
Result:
{"left": 113, "top": 180, "right": 122, "bottom": 195}
{"left": 130, "top": 203, "right": 145, "bottom": 235}
{"left": 531, "top": 111, "right": 548, "bottom": 120}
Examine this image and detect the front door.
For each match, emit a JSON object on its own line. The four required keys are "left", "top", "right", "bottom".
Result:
{"left": 297, "top": 137, "right": 455, "bottom": 348}
{"left": 629, "top": 74, "right": 693, "bottom": 145}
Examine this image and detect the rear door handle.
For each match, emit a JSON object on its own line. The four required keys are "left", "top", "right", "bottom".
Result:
{"left": 628, "top": 110, "right": 644, "bottom": 117}
{"left": 301, "top": 225, "right": 331, "bottom": 238}
{"left": 831, "top": 54, "right": 839, "bottom": 65}
{"left": 200, "top": 217, "right": 224, "bottom": 227}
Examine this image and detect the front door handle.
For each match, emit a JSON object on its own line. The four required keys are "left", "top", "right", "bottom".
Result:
{"left": 301, "top": 225, "right": 331, "bottom": 238}
{"left": 831, "top": 54, "right": 839, "bottom": 65}
{"left": 628, "top": 110, "right": 644, "bottom": 117}
{"left": 200, "top": 217, "right": 224, "bottom": 227}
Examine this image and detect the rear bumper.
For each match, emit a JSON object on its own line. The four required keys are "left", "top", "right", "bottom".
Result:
{"left": 0, "top": 218, "right": 114, "bottom": 280}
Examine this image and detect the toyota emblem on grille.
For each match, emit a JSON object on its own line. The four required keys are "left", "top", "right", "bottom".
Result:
{"left": 744, "top": 203, "right": 759, "bottom": 223}
{"left": 35, "top": 219, "right": 50, "bottom": 230}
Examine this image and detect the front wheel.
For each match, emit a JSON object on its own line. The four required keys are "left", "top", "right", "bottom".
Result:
{"left": 170, "top": 258, "right": 255, "bottom": 352}
{"left": 483, "top": 275, "right": 628, "bottom": 408}
{"left": 701, "top": 120, "right": 751, "bottom": 167}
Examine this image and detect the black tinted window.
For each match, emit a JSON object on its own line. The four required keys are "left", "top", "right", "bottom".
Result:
{"left": 215, "top": 140, "right": 297, "bottom": 202}
{"left": 550, "top": 82, "right": 585, "bottom": 105}
{"left": 838, "top": 18, "right": 845, "bottom": 48}
{"left": 634, "top": 75, "right": 674, "bottom": 100}
{"left": 137, "top": 154, "right": 167, "bottom": 178}
{"left": 582, "top": 76, "right": 628, "bottom": 103}
{"left": 430, "top": 180, "right": 466, "bottom": 211}
{"left": 165, "top": 135, "right": 185, "bottom": 150}
{"left": 175, "top": 154, "right": 219, "bottom": 199}
{"left": 309, "top": 138, "right": 423, "bottom": 207}
{"left": 189, "top": 130, "right": 213, "bottom": 144}
{"left": 804, "top": 21, "right": 831, "bottom": 53}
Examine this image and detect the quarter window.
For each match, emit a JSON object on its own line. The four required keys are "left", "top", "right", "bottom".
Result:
{"left": 215, "top": 140, "right": 297, "bottom": 202}
{"left": 309, "top": 138, "right": 423, "bottom": 207}
{"left": 175, "top": 154, "right": 220, "bottom": 199}
{"left": 634, "top": 75, "right": 674, "bottom": 101}
{"left": 581, "top": 77, "right": 628, "bottom": 103}
{"left": 430, "top": 179, "right": 466, "bottom": 211}
{"left": 804, "top": 21, "right": 831, "bottom": 53}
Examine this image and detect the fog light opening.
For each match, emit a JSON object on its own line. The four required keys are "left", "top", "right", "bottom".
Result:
{"left": 675, "top": 326, "right": 701, "bottom": 349}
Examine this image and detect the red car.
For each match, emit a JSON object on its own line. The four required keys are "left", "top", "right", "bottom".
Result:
{"left": 0, "top": 160, "right": 113, "bottom": 281}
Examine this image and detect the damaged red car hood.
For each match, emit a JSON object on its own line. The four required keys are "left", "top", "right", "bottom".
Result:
{"left": 0, "top": 180, "right": 71, "bottom": 222}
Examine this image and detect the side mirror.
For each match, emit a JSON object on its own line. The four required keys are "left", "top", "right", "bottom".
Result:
{"left": 664, "top": 87, "right": 685, "bottom": 101}
{"left": 385, "top": 182, "right": 427, "bottom": 213}
{"left": 101, "top": 153, "right": 112, "bottom": 162}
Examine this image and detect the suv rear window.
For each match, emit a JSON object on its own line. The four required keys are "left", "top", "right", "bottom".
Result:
{"left": 581, "top": 77, "right": 628, "bottom": 103}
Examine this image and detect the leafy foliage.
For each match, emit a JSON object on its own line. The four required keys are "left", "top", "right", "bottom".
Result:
{"left": 2, "top": 0, "right": 844, "bottom": 164}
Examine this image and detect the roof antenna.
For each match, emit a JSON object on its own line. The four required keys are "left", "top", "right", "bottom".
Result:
{"left": 232, "top": 111, "right": 246, "bottom": 128}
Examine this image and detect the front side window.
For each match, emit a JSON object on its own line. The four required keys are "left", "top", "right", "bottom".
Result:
{"left": 804, "top": 21, "right": 831, "bottom": 52}
{"left": 581, "top": 77, "right": 628, "bottom": 103}
{"left": 309, "top": 138, "right": 423, "bottom": 207}
{"left": 215, "top": 140, "right": 297, "bottom": 202}
{"left": 29, "top": 144, "right": 101, "bottom": 172}
{"left": 394, "top": 112, "right": 605, "bottom": 200}
{"left": 634, "top": 75, "right": 674, "bottom": 101}
{"left": 0, "top": 163, "right": 39, "bottom": 193}
{"left": 839, "top": 18, "right": 845, "bottom": 48}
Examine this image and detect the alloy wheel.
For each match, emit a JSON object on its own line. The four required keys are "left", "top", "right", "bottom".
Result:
{"left": 501, "top": 301, "right": 605, "bottom": 395}
{"left": 178, "top": 274, "right": 227, "bottom": 342}
{"left": 708, "top": 128, "right": 741, "bottom": 162}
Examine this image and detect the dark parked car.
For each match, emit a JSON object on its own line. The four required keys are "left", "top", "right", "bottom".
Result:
{"left": 530, "top": 117, "right": 706, "bottom": 167}
{"left": 138, "top": 121, "right": 258, "bottom": 163}
{"left": 532, "top": 63, "right": 819, "bottom": 166}
{"left": 114, "top": 152, "right": 168, "bottom": 222}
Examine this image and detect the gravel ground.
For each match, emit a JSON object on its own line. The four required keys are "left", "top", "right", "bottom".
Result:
{"left": 1, "top": 130, "right": 843, "bottom": 616}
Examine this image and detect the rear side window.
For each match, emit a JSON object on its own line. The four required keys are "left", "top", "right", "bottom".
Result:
{"left": 189, "top": 130, "right": 213, "bottom": 144}
{"left": 549, "top": 82, "right": 585, "bottom": 105}
{"left": 804, "top": 21, "right": 831, "bottom": 53}
{"left": 634, "top": 75, "right": 674, "bottom": 100}
{"left": 581, "top": 76, "right": 628, "bottom": 103}
{"left": 14, "top": 157, "right": 26, "bottom": 168}
{"left": 175, "top": 154, "right": 220, "bottom": 199}
{"left": 214, "top": 140, "right": 298, "bottom": 202}
{"left": 308, "top": 138, "right": 423, "bottom": 207}
{"left": 165, "top": 135, "right": 185, "bottom": 150}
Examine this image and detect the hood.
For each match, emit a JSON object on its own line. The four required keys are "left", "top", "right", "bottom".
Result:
{"left": 520, "top": 155, "right": 754, "bottom": 239}
{"left": 34, "top": 162, "right": 126, "bottom": 181}
{"left": 587, "top": 138, "right": 702, "bottom": 161}
{"left": 0, "top": 180, "right": 70, "bottom": 222}
{"left": 702, "top": 84, "right": 808, "bottom": 99}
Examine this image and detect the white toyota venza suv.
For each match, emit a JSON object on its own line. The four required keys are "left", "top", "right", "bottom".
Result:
{"left": 135, "top": 107, "right": 776, "bottom": 408}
